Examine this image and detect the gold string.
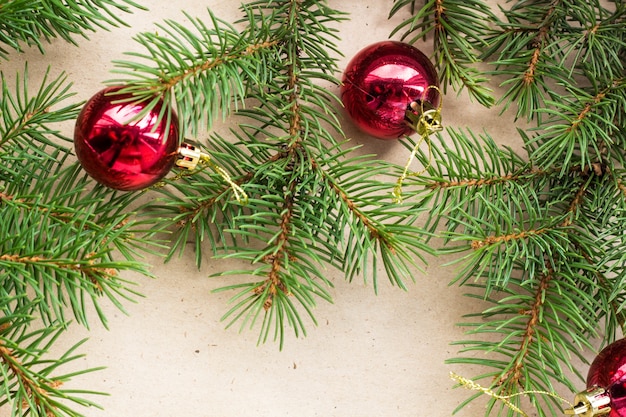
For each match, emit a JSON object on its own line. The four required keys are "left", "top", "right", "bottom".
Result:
{"left": 199, "top": 154, "right": 248, "bottom": 204}
{"left": 392, "top": 133, "right": 432, "bottom": 203}
{"left": 392, "top": 85, "right": 443, "bottom": 204}
{"left": 450, "top": 372, "right": 575, "bottom": 417}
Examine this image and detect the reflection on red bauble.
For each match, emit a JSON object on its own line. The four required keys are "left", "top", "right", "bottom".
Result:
{"left": 74, "top": 86, "right": 179, "bottom": 191}
{"left": 341, "top": 41, "right": 439, "bottom": 140}
{"left": 588, "top": 339, "right": 626, "bottom": 417}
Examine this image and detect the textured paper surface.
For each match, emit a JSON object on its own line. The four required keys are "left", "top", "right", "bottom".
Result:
{"left": 1, "top": 1, "right": 543, "bottom": 416}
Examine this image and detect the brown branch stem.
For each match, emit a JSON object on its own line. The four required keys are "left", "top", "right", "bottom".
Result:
{"left": 254, "top": 2, "right": 304, "bottom": 307}
{"left": 1, "top": 108, "right": 42, "bottom": 146}
{"left": 523, "top": 1, "right": 560, "bottom": 86}
{"left": 471, "top": 175, "right": 588, "bottom": 249}
{"left": 498, "top": 266, "right": 554, "bottom": 387}
{"left": 0, "top": 254, "right": 116, "bottom": 290}
{"left": 0, "top": 338, "right": 62, "bottom": 414}
{"left": 258, "top": 182, "right": 296, "bottom": 310}
{"left": 161, "top": 40, "right": 279, "bottom": 89}
{"left": 568, "top": 90, "right": 608, "bottom": 135}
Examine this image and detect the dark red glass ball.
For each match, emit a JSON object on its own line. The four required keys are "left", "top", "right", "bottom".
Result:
{"left": 74, "top": 86, "right": 180, "bottom": 191}
{"left": 341, "top": 41, "right": 439, "bottom": 140}
{"left": 588, "top": 339, "right": 626, "bottom": 417}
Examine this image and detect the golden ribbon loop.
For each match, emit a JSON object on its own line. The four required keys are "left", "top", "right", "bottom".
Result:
{"left": 199, "top": 153, "right": 248, "bottom": 204}
{"left": 176, "top": 141, "right": 248, "bottom": 204}
{"left": 393, "top": 85, "right": 443, "bottom": 204}
{"left": 450, "top": 372, "right": 574, "bottom": 417}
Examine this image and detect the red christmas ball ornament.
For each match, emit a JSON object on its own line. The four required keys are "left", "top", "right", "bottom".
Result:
{"left": 569, "top": 339, "right": 626, "bottom": 417}
{"left": 74, "top": 86, "right": 180, "bottom": 191}
{"left": 341, "top": 40, "right": 439, "bottom": 140}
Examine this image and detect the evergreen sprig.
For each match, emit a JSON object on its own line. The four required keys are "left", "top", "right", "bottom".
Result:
{"left": 529, "top": 79, "right": 626, "bottom": 171}
{"left": 0, "top": 0, "right": 145, "bottom": 59}
{"left": 393, "top": 1, "right": 624, "bottom": 416}
{"left": 112, "top": 1, "right": 434, "bottom": 347}
{"left": 0, "top": 67, "right": 155, "bottom": 414}
{"left": 482, "top": 0, "right": 625, "bottom": 122}
{"left": 0, "top": 298, "right": 105, "bottom": 417}
{"left": 390, "top": 0, "right": 496, "bottom": 107}
{"left": 110, "top": 7, "right": 279, "bottom": 138}
{"left": 0, "top": 66, "right": 79, "bottom": 150}
{"left": 402, "top": 127, "right": 626, "bottom": 417}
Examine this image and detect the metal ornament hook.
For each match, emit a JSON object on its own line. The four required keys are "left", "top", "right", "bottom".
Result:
{"left": 176, "top": 141, "right": 202, "bottom": 170}
{"left": 564, "top": 387, "right": 612, "bottom": 417}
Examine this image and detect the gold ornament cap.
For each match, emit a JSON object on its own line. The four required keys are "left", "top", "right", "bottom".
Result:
{"left": 565, "top": 386, "right": 611, "bottom": 417}
{"left": 406, "top": 99, "right": 443, "bottom": 137}
{"left": 176, "top": 141, "right": 202, "bottom": 170}
{"left": 172, "top": 140, "right": 248, "bottom": 204}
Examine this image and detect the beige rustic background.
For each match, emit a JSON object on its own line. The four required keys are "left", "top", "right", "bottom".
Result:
{"left": 1, "top": 1, "right": 591, "bottom": 416}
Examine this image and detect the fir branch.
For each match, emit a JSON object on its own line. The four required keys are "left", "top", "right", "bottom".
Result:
{"left": 110, "top": 7, "right": 281, "bottom": 137}
{"left": 390, "top": 0, "right": 496, "bottom": 107}
{"left": 134, "top": 1, "right": 434, "bottom": 346}
{"left": 448, "top": 258, "right": 599, "bottom": 417}
{"left": 0, "top": 190, "right": 149, "bottom": 328}
{"left": 133, "top": 1, "right": 349, "bottom": 346}
{"left": 394, "top": 2, "right": 625, "bottom": 417}
{"left": 0, "top": 0, "right": 144, "bottom": 58}
{"left": 212, "top": 151, "right": 338, "bottom": 347}
{"left": 556, "top": 2, "right": 625, "bottom": 81}
{"left": 468, "top": 170, "right": 588, "bottom": 252}
{"left": 483, "top": 0, "right": 625, "bottom": 122}
{"left": 0, "top": 67, "right": 80, "bottom": 150}
{"left": 0, "top": 67, "right": 154, "bottom": 331}
{"left": 400, "top": 129, "right": 538, "bottom": 238}
{"left": 485, "top": 0, "right": 572, "bottom": 121}
{"left": 573, "top": 239, "right": 626, "bottom": 337}
{"left": 422, "top": 127, "right": 625, "bottom": 417}
{"left": 0, "top": 306, "right": 105, "bottom": 417}
{"left": 320, "top": 155, "right": 431, "bottom": 291}
{"left": 494, "top": 265, "right": 560, "bottom": 391}
{"left": 528, "top": 79, "right": 624, "bottom": 171}
{"left": 574, "top": 170, "right": 626, "bottom": 336}
{"left": 142, "top": 139, "right": 250, "bottom": 266}
{"left": 212, "top": 0, "right": 351, "bottom": 345}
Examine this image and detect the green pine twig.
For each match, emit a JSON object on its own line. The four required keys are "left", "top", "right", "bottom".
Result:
{"left": 110, "top": 7, "right": 280, "bottom": 138}
{"left": 124, "top": 2, "right": 432, "bottom": 347}
{"left": 0, "top": 0, "right": 145, "bottom": 59}
{"left": 0, "top": 298, "right": 106, "bottom": 417}
{"left": 390, "top": 0, "right": 496, "bottom": 107}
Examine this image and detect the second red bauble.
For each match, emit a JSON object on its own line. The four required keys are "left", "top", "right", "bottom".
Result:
{"left": 587, "top": 339, "right": 626, "bottom": 417}
{"left": 74, "top": 86, "right": 180, "bottom": 191}
{"left": 341, "top": 41, "right": 439, "bottom": 140}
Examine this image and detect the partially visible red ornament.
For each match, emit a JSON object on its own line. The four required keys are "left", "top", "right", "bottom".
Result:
{"left": 341, "top": 40, "right": 439, "bottom": 140}
{"left": 74, "top": 86, "right": 180, "bottom": 191}
{"left": 568, "top": 339, "right": 626, "bottom": 417}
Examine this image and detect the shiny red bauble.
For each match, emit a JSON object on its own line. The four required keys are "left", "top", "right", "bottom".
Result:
{"left": 587, "top": 339, "right": 626, "bottom": 417}
{"left": 341, "top": 41, "right": 439, "bottom": 140}
{"left": 74, "top": 86, "right": 180, "bottom": 191}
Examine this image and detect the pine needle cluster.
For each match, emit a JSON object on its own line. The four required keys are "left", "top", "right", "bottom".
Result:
{"left": 0, "top": 0, "right": 624, "bottom": 416}
{"left": 390, "top": 0, "right": 625, "bottom": 416}
{"left": 0, "top": 0, "right": 144, "bottom": 58}
{"left": 116, "top": 1, "right": 432, "bottom": 346}
{"left": 0, "top": 67, "right": 156, "bottom": 415}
